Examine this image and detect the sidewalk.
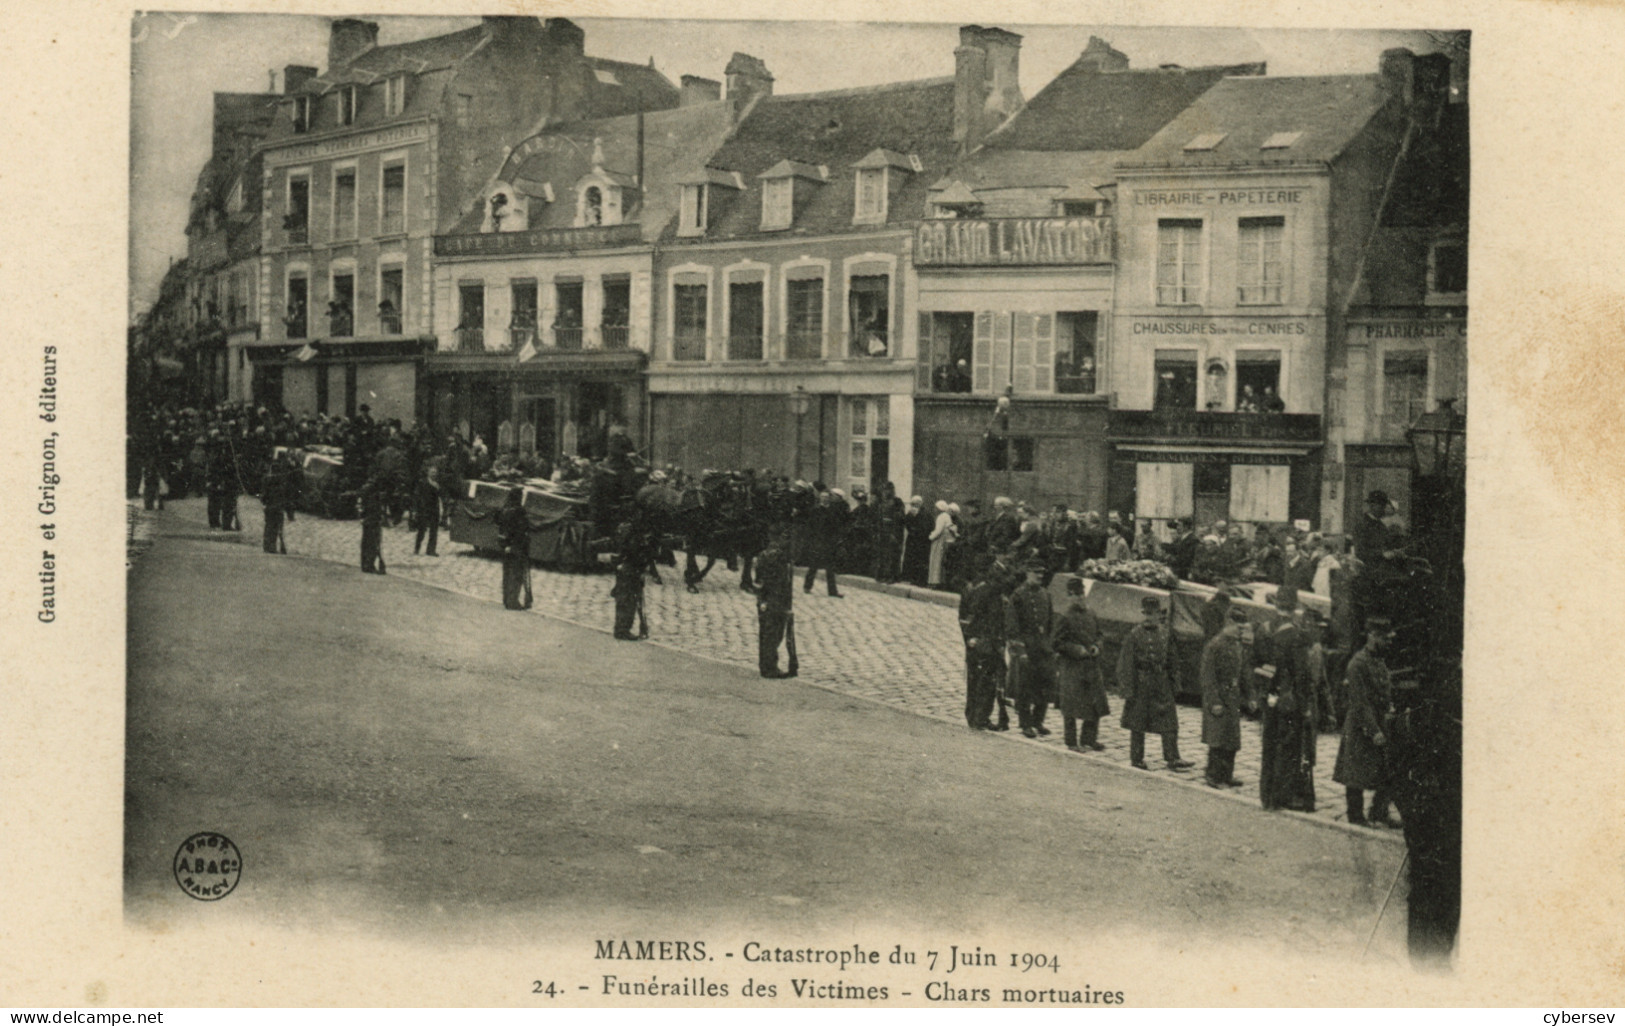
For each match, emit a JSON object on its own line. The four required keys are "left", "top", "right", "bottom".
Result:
{"left": 131, "top": 497, "right": 1400, "bottom": 842}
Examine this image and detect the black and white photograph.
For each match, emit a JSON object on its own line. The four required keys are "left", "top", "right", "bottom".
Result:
{"left": 7, "top": 0, "right": 1625, "bottom": 1011}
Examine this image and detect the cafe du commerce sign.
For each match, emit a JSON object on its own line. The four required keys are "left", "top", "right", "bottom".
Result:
{"left": 914, "top": 217, "right": 1114, "bottom": 267}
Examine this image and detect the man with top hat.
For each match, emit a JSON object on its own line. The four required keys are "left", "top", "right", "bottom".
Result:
{"left": 1354, "top": 490, "right": 1394, "bottom": 568}
{"left": 1051, "top": 575, "right": 1107, "bottom": 751}
{"left": 1005, "top": 558, "right": 1056, "bottom": 738}
{"left": 1335, "top": 616, "right": 1400, "bottom": 827}
{"left": 1257, "top": 586, "right": 1318, "bottom": 811}
{"left": 1201, "top": 607, "right": 1252, "bottom": 787}
{"left": 1118, "top": 595, "right": 1195, "bottom": 771}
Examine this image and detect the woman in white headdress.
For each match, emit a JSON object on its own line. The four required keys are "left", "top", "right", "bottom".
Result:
{"left": 928, "top": 499, "right": 958, "bottom": 588}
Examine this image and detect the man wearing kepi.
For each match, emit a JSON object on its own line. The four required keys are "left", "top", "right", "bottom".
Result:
{"left": 1201, "top": 608, "right": 1251, "bottom": 788}
{"left": 1335, "top": 617, "right": 1399, "bottom": 827}
{"left": 1051, "top": 576, "right": 1108, "bottom": 752}
{"left": 754, "top": 524, "right": 796, "bottom": 679}
{"left": 1005, "top": 558, "right": 1055, "bottom": 738}
{"left": 958, "top": 557, "right": 1007, "bottom": 730}
{"left": 1118, "top": 596, "right": 1195, "bottom": 771}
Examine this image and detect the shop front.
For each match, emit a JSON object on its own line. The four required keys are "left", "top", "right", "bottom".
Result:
{"left": 246, "top": 338, "right": 426, "bottom": 425}
{"left": 1107, "top": 409, "right": 1322, "bottom": 536}
{"left": 421, "top": 350, "right": 646, "bottom": 462}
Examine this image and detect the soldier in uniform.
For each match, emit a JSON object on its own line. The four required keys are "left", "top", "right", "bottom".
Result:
{"left": 1117, "top": 596, "right": 1195, "bottom": 771}
{"left": 1201, "top": 608, "right": 1251, "bottom": 788}
{"left": 958, "top": 556, "right": 1007, "bottom": 730}
{"left": 754, "top": 524, "right": 796, "bottom": 678}
{"left": 611, "top": 523, "right": 650, "bottom": 641}
{"left": 1335, "top": 617, "right": 1399, "bottom": 827}
{"left": 1051, "top": 576, "right": 1108, "bottom": 751}
{"left": 359, "top": 477, "right": 387, "bottom": 575}
{"left": 259, "top": 451, "right": 298, "bottom": 555}
{"left": 1005, "top": 559, "right": 1055, "bottom": 738}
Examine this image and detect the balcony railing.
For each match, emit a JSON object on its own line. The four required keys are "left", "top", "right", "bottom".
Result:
{"left": 601, "top": 324, "right": 630, "bottom": 350}
{"left": 727, "top": 334, "right": 765, "bottom": 361}
{"left": 553, "top": 325, "right": 583, "bottom": 350}
{"left": 456, "top": 326, "right": 484, "bottom": 353}
{"left": 785, "top": 330, "right": 825, "bottom": 361}
{"left": 379, "top": 308, "right": 403, "bottom": 335}
{"left": 328, "top": 309, "right": 353, "bottom": 338}
{"left": 508, "top": 325, "right": 535, "bottom": 352}
{"left": 672, "top": 332, "right": 707, "bottom": 362}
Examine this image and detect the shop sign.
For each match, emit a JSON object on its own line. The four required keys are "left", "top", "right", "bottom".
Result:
{"left": 914, "top": 217, "right": 1113, "bottom": 266}
{"left": 1130, "top": 318, "right": 1312, "bottom": 337}
{"left": 1110, "top": 409, "right": 1322, "bottom": 443}
{"left": 1131, "top": 188, "right": 1306, "bottom": 207}
{"left": 266, "top": 122, "right": 428, "bottom": 164}
{"left": 1119, "top": 449, "right": 1295, "bottom": 465}
{"left": 1357, "top": 321, "right": 1466, "bottom": 340}
{"left": 435, "top": 223, "right": 644, "bottom": 257}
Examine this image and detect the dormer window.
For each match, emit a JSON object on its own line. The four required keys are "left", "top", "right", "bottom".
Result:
{"left": 1055, "top": 181, "right": 1108, "bottom": 219}
{"left": 762, "top": 178, "right": 792, "bottom": 229}
{"left": 1183, "top": 133, "right": 1226, "bottom": 152}
{"left": 572, "top": 177, "right": 632, "bottom": 228}
{"left": 855, "top": 169, "right": 886, "bottom": 221}
{"left": 1060, "top": 201, "right": 1103, "bottom": 217}
{"left": 930, "top": 181, "right": 982, "bottom": 220}
{"left": 757, "top": 160, "right": 827, "bottom": 231}
{"left": 1428, "top": 237, "right": 1467, "bottom": 299}
{"left": 851, "top": 149, "right": 916, "bottom": 225}
{"left": 584, "top": 187, "right": 603, "bottom": 226}
{"left": 383, "top": 74, "right": 408, "bottom": 117}
{"left": 676, "top": 169, "right": 744, "bottom": 237}
{"left": 680, "top": 185, "right": 707, "bottom": 235}
{"left": 1260, "top": 131, "right": 1302, "bottom": 151}
{"left": 290, "top": 95, "right": 311, "bottom": 134}
{"left": 482, "top": 184, "right": 528, "bottom": 233}
{"left": 339, "top": 85, "right": 359, "bottom": 126}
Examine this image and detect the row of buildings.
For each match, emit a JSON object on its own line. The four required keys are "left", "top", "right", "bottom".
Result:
{"left": 141, "top": 16, "right": 1468, "bottom": 536}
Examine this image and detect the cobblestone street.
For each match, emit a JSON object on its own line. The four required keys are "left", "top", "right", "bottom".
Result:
{"left": 145, "top": 496, "right": 1393, "bottom": 839}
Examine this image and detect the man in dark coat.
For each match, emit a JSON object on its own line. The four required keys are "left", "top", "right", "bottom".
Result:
{"left": 1257, "top": 587, "right": 1318, "bottom": 812}
{"left": 610, "top": 525, "right": 650, "bottom": 641}
{"left": 844, "top": 488, "right": 876, "bottom": 577}
{"left": 1335, "top": 617, "right": 1398, "bottom": 827}
{"left": 900, "top": 496, "right": 933, "bottom": 586}
{"left": 872, "top": 482, "right": 905, "bottom": 584}
{"left": 359, "top": 478, "right": 388, "bottom": 575}
{"left": 754, "top": 525, "right": 796, "bottom": 678}
{"left": 413, "top": 458, "right": 442, "bottom": 556}
{"left": 1166, "top": 518, "right": 1199, "bottom": 580}
{"left": 802, "top": 489, "right": 847, "bottom": 597}
{"left": 1051, "top": 576, "right": 1107, "bottom": 751}
{"left": 958, "top": 558, "right": 1007, "bottom": 731}
{"left": 494, "top": 486, "right": 530, "bottom": 608}
{"left": 1353, "top": 490, "right": 1393, "bottom": 567}
{"left": 1117, "top": 596, "right": 1195, "bottom": 771}
{"left": 1201, "top": 608, "right": 1250, "bottom": 787}
{"left": 1005, "top": 559, "right": 1055, "bottom": 738}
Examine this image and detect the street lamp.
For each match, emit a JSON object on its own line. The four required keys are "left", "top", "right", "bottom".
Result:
{"left": 1405, "top": 397, "right": 1466, "bottom": 483}
{"left": 790, "top": 385, "right": 811, "bottom": 481}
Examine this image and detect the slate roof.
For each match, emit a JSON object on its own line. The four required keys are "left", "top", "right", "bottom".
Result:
{"left": 450, "top": 99, "right": 736, "bottom": 241}
{"left": 666, "top": 76, "right": 961, "bottom": 242}
{"left": 984, "top": 59, "right": 1263, "bottom": 152}
{"left": 319, "top": 25, "right": 486, "bottom": 84}
{"left": 1122, "top": 74, "right": 1394, "bottom": 169}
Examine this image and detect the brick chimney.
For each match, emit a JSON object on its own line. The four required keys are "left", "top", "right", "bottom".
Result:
{"left": 542, "top": 17, "right": 585, "bottom": 56}
{"left": 1379, "top": 48, "right": 1417, "bottom": 105}
{"left": 955, "top": 25, "right": 1023, "bottom": 154}
{"left": 283, "top": 65, "right": 318, "bottom": 95}
{"left": 681, "top": 75, "right": 722, "bottom": 107}
{"left": 1381, "top": 48, "right": 1453, "bottom": 127}
{"left": 328, "top": 18, "right": 379, "bottom": 70}
{"left": 725, "top": 53, "right": 773, "bottom": 121}
{"left": 1077, "top": 35, "right": 1129, "bottom": 73}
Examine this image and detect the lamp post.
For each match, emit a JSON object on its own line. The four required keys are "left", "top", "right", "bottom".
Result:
{"left": 790, "top": 385, "right": 811, "bottom": 482}
{"left": 1397, "top": 395, "right": 1466, "bottom": 968}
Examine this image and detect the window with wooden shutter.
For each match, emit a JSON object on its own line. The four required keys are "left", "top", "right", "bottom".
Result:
{"left": 991, "top": 311, "right": 1011, "bottom": 393}
{"left": 1033, "top": 313, "right": 1054, "bottom": 393}
{"left": 1230, "top": 464, "right": 1290, "bottom": 524}
{"left": 916, "top": 312, "right": 933, "bottom": 391}
{"left": 972, "top": 310, "right": 994, "bottom": 393}
{"left": 1012, "top": 312, "right": 1035, "bottom": 393}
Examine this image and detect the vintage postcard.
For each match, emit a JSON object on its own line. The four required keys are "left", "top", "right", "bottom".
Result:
{"left": 4, "top": 0, "right": 1624, "bottom": 1010}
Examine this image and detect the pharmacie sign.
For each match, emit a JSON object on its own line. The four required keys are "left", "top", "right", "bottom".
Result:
{"left": 915, "top": 217, "right": 1113, "bottom": 267}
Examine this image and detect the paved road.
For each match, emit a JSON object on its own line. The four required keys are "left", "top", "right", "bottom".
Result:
{"left": 145, "top": 496, "right": 1394, "bottom": 837}
{"left": 125, "top": 513, "right": 1411, "bottom": 996}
